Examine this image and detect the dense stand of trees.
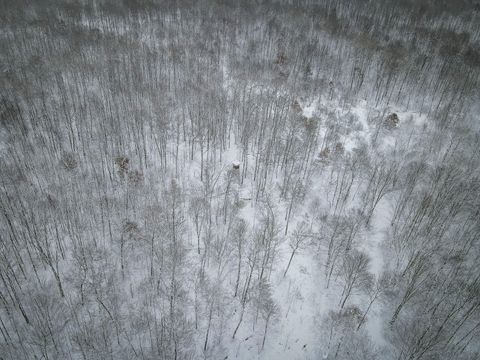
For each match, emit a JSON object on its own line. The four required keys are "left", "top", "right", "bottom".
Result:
{"left": 1, "top": 0, "right": 479, "bottom": 359}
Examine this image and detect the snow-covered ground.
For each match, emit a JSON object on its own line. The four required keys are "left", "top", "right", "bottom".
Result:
{"left": 171, "top": 94, "right": 431, "bottom": 358}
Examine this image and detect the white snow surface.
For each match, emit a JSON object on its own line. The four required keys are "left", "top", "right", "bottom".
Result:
{"left": 176, "top": 96, "right": 429, "bottom": 359}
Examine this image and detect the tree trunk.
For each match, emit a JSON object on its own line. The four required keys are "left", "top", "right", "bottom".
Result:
{"left": 283, "top": 248, "right": 297, "bottom": 277}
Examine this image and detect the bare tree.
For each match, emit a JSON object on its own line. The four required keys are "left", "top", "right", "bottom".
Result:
{"left": 338, "top": 250, "right": 373, "bottom": 309}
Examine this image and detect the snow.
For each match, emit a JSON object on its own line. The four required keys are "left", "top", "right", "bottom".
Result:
{"left": 141, "top": 93, "right": 431, "bottom": 358}
{"left": 234, "top": 96, "right": 429, "bottom": 357}
{"left": 351, "top": 100, "right": 370, "bottom": 131}
{"left": 300, "top": 98, "right": 318, "bottom": 119}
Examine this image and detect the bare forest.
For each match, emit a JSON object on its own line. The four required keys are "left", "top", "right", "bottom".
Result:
{"left": 1, "top": 0, "right": 480, "bottom": 359}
